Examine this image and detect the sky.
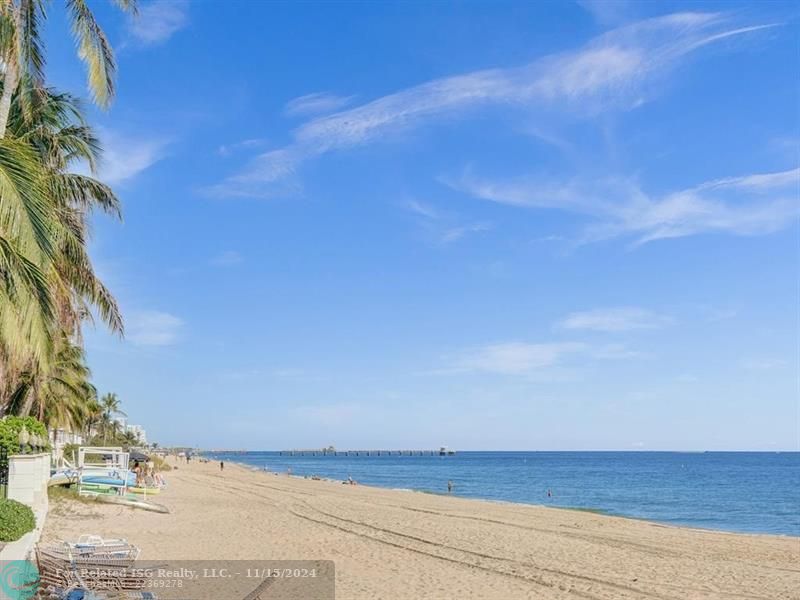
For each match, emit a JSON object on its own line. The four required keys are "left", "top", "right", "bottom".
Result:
{"left": 42, "top": 0, "right": 798, "bottom": 451}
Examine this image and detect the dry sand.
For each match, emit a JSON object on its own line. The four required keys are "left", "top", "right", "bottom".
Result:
{"left": 42, "top": 459, "right": 800, "bottom": 599}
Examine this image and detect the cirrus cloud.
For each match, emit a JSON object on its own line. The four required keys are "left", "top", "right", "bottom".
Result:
{"left": 207, "top": 13, "right": 777, "bottom": 198}
{"left": 128, "top": 310, "right": 184, "bottom": 346}
{"left": 558, "top": 307, "right": 673, "bottom": 332}
{"left": 284, "top": 92, "right": 355, "bottom": 117}
{"left": 448, "top": 167, "right": 799, "bottom": 245}
{"left": 93, "top": 129, "right": 170, "bottom": 185}
{"left": 128, "top": 0, "right": 189, "bottom": 46}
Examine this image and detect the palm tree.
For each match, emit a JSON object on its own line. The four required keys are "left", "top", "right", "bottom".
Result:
{"left": 121, "top": 429, "right": 139, "bottom": 447}
{"left": 0, "top": 124, "right": 57, "bottom": 369}
{"left": 0, "top": 0, "right": 138, "bottom": 136}
{"left": 0, "top": 3, "right": 130, "bottom": 431}
{"left": 99, "top": 392, "right": 125, "bottom": 442}
{"left": 8, "top": 83, "right": 123, "bottom": 337}
{"left": 5, "top": 332, "right": 96, "bottom": 427}
{"left": 0, "top": 82, "right": 123, "bottom": 419}
{"left": 82, "top": 396, "right": 102, "bottom": 440}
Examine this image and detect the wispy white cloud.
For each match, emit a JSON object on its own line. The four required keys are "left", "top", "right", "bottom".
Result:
{"left": 592, "top": 343, "right": 646, "bottom": 359}
{"left": 403, "top": 199, "right": 489, "bottom": 244}
{"left": 578, "top": 0, "right": 639, "bottom": 25}
{"left": 217, "top": 139, "right": 267, "bottom": 157}
{"left": 521, "top": 125, "right": 574, "bottom": 154}
{"left": 405, "top": 199, "right": 441, "bottom": 220}
{"left": 450, "top": 339, "right": 640, "bottom": 375}
{"left": 284, "top": 92, "right": 355, "bottom": 117}
{"left": 128, "top": 310, "right": 183, "bottom": 346}
{"left": 128, "top": 0, "right": 189, "bottom": 46}
{"left": 208, "top": 13, "right": 776, "bottom": 197}
{"left": 740, "top": 357, "right": 788, "bottom": 371}
{"left": 439, "top": 223, "right": 492, "bottom": 243}
{"left": 456, "top": 342, "right": 588, "bottom": 374}
{"left": 210, "top": 250, "right": 243, "bottom": 267}
{"left": 559, "top": 307, "right": 672, "bottom": 331}
{"left": 449, "top": 167, "right": 800, "bottom": 244}
{"left": 94, "top": 129, "right": 169, "bottom": 184}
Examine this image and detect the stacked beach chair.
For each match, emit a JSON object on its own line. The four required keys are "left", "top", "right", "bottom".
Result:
{"left": 35, "top": 535, "right": 155, "bottom": 599}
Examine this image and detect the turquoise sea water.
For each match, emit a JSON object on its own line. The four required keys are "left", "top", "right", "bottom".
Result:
{"left": 202, "top": 451, "right": 800, "bottom": 536}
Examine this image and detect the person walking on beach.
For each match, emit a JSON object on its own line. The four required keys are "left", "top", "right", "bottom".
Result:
{"left": 447, "top": 480, "right": 453, "bottom": 494}
{"left": 220, "top": 461, "right": 224, "bottom": 472}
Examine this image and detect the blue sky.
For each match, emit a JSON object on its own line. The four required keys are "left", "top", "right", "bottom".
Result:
{"left": 45, "top": 1, "right": 798, "bottom": 450}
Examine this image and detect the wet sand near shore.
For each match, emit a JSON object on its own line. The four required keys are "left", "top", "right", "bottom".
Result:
{"left": 42, "top": 459, "right": 800, "bottom": 599}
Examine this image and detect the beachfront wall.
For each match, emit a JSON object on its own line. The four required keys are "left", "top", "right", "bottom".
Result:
{"left": 7, "top": 453, "right": 50, "bottom": 507}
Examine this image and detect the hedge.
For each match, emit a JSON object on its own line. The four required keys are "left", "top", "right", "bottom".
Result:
{"left": 0, "top": 499, "right": 36, "bottom": 542}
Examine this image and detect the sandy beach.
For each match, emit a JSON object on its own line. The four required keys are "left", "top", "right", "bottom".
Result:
{"left": 42, "top": 459, "right": 800, "bottom": 600}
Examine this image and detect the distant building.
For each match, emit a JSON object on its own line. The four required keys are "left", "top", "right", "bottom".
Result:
{"left": 126, "top": 424, "right": 147, "bottom": 445}
{"left": 49, "top": 428, "right": 84, "bottom": 460}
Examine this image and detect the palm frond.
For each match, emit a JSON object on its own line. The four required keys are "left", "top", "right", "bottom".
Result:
{"left": 51, "top": 172, "right": 121, "bottom": 218}
{"left": 0, "top": 7, "right": 17, "bottom": 61}
{"left": 65, "top": 0, "right": 116, "bottom": 108}
{"left": 0, "top": 136, "right": 54, "bottom": 258}
{"left": 110, "top": 0, "right": 138, "bottom": 16}
{"left": 18, "top": 1, "right": 46, "bottom": 84}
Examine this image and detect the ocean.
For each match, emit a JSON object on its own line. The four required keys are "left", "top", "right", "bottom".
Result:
{"left": 201, "top": 451, "right": 800, "bottom": 536}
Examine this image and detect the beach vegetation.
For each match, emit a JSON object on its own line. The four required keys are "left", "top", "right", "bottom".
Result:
{"left": 151, "top": 454, "right": 172, "bottom": 472}
{"left": 48, "top": 483, "right": 95, "bottom": 505}
{"left": 0, "top": 498, "right": 36, "bottom": 541}
{"left": 0, "top": 414, "right": 48, "bottom": 454}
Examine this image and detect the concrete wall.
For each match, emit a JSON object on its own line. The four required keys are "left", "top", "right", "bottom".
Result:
{"left": 6, "top": 452, "right": 50, "bottom": 507}
{"left": 0, "top": 453, "right": 50, "bottom": 564}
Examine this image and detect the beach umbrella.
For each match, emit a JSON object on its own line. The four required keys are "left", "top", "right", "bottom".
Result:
{"left": 129, "top": 450, "right": 150, "bottom": 461}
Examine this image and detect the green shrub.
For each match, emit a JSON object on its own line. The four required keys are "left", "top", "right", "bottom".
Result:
{"left": 0, "top": 499, "right": 36, "bottom": 541}
{"left": 0, "top": 416, "right": 50, "bottom": 455}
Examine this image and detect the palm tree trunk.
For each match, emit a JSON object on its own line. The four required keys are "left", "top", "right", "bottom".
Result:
{"left": 0, "top": 59, "right": 18, "bottom": 137}
{"left": 0, "top": 357, "right": 7, "bottom": 415}
{"left": 0, "top": 4, "right": 22, "bottom": 138}
{"left": 17, "top": 382, "right": 35, "bottom": 417}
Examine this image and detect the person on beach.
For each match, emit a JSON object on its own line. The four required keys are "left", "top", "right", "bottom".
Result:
{"left": 447, "top": 480, "right": 453, "bottom": 494}
{"left": 220, "top": 461, "right": 224, "bottom": 471}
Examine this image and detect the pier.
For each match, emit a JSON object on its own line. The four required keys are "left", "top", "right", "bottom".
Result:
{"left": 279, "top": 447, "right": 455, "bottom": 456}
